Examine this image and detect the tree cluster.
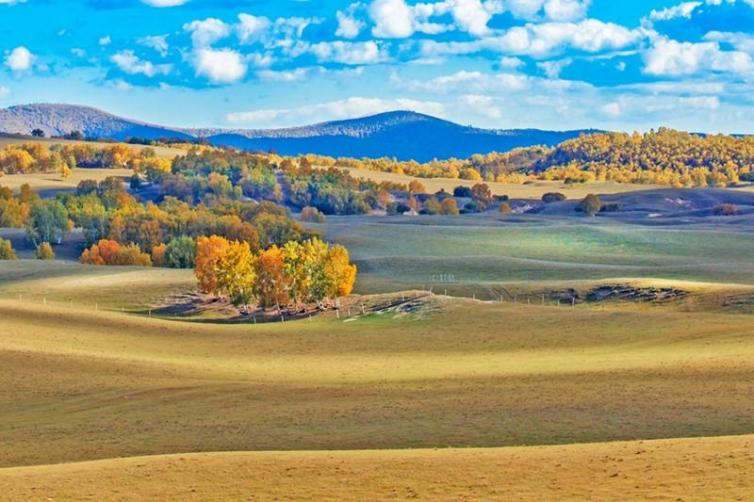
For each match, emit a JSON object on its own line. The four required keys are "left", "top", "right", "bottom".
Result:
{"left": 195, "top": 235, "right": 357, "bottom": 311}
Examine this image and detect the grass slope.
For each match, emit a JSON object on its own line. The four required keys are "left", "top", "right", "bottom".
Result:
{"left": 3, "top": 435, "right": 753, "bottom": 501}
{"left": 2, "top": 271, "right": 754, "bottom": 467}
{"left": 317, "top": 215, "right": 754, "bottom": 296}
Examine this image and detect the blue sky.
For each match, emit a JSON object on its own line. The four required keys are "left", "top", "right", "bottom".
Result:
{"left": 1, "top": 0, "right": 754, "bottom": 132}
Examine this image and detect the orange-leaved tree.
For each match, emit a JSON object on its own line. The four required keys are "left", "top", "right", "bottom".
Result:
{"left": 195, "top": 235, "right": 231, "bottom": 294}
{"left": 254, "top": 245, "right": 289, "bottom": 309}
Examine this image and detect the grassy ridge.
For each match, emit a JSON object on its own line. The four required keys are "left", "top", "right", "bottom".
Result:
{"left": 3, "top": 435, "right": 753, "bottom": 501}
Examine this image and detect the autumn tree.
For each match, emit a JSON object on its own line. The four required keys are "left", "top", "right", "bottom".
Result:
{"left": 35, "top": 242, "right": 55, "bottom": 260}
{"left": 195, "top": 235, "right": 232, "bottom": 294}
{"left": 255, "top": 245, "right": 289, "bottom": 309}
{"left": 216, "top": 240, "right": 257, "bottom": 310}
{"left": 324, "top": 244, "right": 357, "bottom": 298}
{"left": 0, "top": 238, "right": 17, "bottom": 260}
{"left": 470, "top": 183, "right": 493, "bottom": 211}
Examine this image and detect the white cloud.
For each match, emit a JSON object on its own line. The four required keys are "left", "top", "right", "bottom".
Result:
{"left": 227, "top": 96, "right": 446, "bottom": 126}
{"left": 5, "top": 46, "right": 34, "bottom": 72}
{"left": 310, "top": 41, "right": 387, "bottom": 65}
{"left": 644, "top": 38, "right": 754, "bottom": 76}
{"left": 111, "top": 50, "right": 171, "bottom": 77}
{"left": 393, "top": 69, "right": 529, "bottom": 93}
{"left": 421, "top": 19, "right": 643, "bottom": 58}
{"left": 336, "top": 7, "right": 366, "bottom": 39}
{"left": 0, "top": 86, "right": 10, "bottom": 98}
{"left": 370, "top": 0, "right": 415, "bottom": 38}
{"left": 183, "top": 18, "right": 231, "bottom": 47}
{"left": 99, "top": 36, "right": 112, "bottom": 46}
{"left": 0, "top": 0, "right": 27, "bottom": 4}
{"left": 138, "top": 34, "right": 170, "bottom": 57}
{"left": 141, "top": 0, "right": 188, "bottom": 6}
{"left": 500, "top": 56, "right": 524, "bottom": 68}
{"left": 193, "top": 48, "right": 247, "bottom": 84}
{"left": 236, "top": 14, "right": 272, "bottom": 44}
{"left": 648, "top": 1, "right": 702, "bottom": 21}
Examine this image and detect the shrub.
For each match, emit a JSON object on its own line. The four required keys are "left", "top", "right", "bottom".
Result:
{"left": 441, "top": 198, "right": 460, "bottom": 215}
{"left": 499, "top": 202, "right": 513, "bottom": 214}
{"left": 0, "top": 238, "right": 17, "bottom": 260}
{"left": 713, "top": 204, "right": 738, "bottom": 216}
{"left": 423, "top": 197, "right": 442, "bottom": 215}
{"left": 300, "top": 206, "right": 326, "bottom": 223}
{"left": 80, "top": 239, "right": 152, "bottom": 266}
{"left": 35, "top": 242, "right": 55, "bottom": 260}
{"left": 577, "top": 194, "right": 602, "bottom": 216}
{"left": 542, "top": 192, "right": 566, "bottom": 203}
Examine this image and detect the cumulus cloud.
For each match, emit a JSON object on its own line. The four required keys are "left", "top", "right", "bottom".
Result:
{"left": 183, "top": 18, "right": 231, "bottom": 47}
{"left": 421, "top": 19, "right": 643, "bottom": 58}
{"left": 111, "top": 50, "right": 171, "bottom": 77}
{"left": 227, "top": 96, "right": 446, "bottom": 126}
{"left": 309, "top": 41, "right": 387, "bottom": 65}
{"left": 192, "top": 48, "right": 247, "bottom": 84}
{"left": 644, "top": 38, "right": 754, "bottom": 76}
{"left": 5, "top": 46, "right": 34, "bottom": 72}
{"left": 370, "top": 0, "right": 415, "bottom": 38}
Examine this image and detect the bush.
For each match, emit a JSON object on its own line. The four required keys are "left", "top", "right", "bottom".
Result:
{"left": 80, "top": 239, "right": 152, "bottom": 266}
{"left": 453, "top": 186, "right": 472, "bottom": 198}
{"left": 408, "top": 180, "right": 427, "bottom": 194}
{"left": 577, "top": 194, "right": 602, "bottom": 216}
{"left": 542, "top": 192, "right": 566, "bottom": 203}
{"left": 423, "top": 197, "right": 442, "bottom": 215}
{"left": 499, "top": 202, "right": 513, "bottom": 214}
{"left": 35, "top": 242, "right": 55, "bottom": 260}
{"left": 0, "top": 238, "right": 17, "bottom": 260}
{"left": 300, "top": 206, "right": 326, "bottom": 223}
{"left": 713, "top": 204, "right": 738, "bottom": 216}
{"left": 441, "top": 198, "right": 460, "bottom": 215}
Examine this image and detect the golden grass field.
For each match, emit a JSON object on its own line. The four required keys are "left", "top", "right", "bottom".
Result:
{"left": 1, "top": 258, "right": 754, "bottom": 502}
{"left": 3, "top": 435, "right": 753, "bottom": 501}
{"left": 0, "top": 138, "right": 185, "bottom": 193}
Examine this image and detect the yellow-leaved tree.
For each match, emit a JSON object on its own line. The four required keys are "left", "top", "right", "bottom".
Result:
{"left": 195, "top": 235, "right": 231, "bottom": 295}
{"left": 216, "top": 240, "right": 256, "bottom": 311}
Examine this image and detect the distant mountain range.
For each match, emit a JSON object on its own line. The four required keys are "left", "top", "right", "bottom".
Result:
{"left": 0, "top": 103, "right": 598, "bottom": 162}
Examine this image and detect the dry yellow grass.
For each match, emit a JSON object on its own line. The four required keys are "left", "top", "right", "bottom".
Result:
{"left": 2, "top": 435, "right": 752, "bottom": 501}
{"left": 0, "top": 167, "right": 134, "bottom": 193}
{"left": 326, "top": 165, "right": 663, "bottom": 199}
